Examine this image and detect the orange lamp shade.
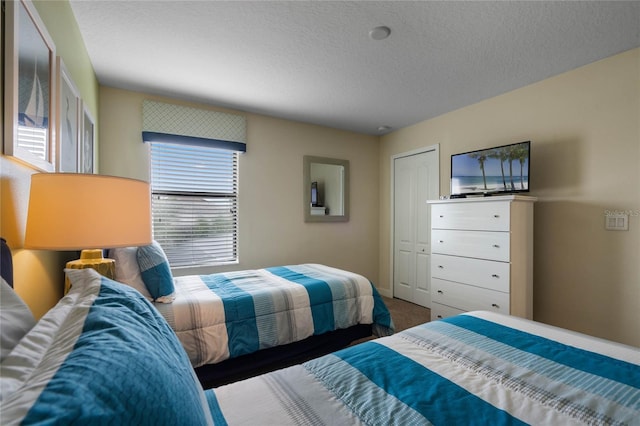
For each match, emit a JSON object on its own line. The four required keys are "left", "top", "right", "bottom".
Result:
{"left": 24, "top": 173, "right": 152, "bottom": 250}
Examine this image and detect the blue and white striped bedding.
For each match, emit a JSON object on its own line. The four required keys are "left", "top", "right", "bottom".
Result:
{"left": 209, "top": 311, "right": 640, "bottom": 425}
{"left": 1, "top": 269, "right": 214, "bottom": 425}
{"left": 154, "top": 264, "right": 394, "bottom": 367}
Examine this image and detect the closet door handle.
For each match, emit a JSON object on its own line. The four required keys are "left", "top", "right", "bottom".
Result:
{"left": 491, "top": 303, "right": 499, "bottom": 308}
{"left": 492, "top": 244, "right": 500, "bottom": 248}
{"left": 438, "top": 265, "right": 444, "bottom": 269}
{"left": 491, "top": 274, "right": 499, "bottom": 278}
{"left": 437, "top": 290, "right": 443, "bottom": 294}
{"left": 493, "top": 214, "right": 500, "bottom": 218}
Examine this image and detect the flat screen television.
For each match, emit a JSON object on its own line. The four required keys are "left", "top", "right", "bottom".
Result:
{"left": 311, "top": 181, "right": 320, "bottom": 206}
{"left": 450, "top": 141, "right": 530, "bottom": 197}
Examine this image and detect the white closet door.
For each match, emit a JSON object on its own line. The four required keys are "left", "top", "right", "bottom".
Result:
{"left": 393, "top": 148, "right": 439, "bottom": 307}
{"left": 393, "top": 155, "right": 415, "bottom": 303}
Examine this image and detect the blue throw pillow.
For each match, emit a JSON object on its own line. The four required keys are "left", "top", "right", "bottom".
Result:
{"left": 136, "top": 241, "right": 175, "bottom": 303}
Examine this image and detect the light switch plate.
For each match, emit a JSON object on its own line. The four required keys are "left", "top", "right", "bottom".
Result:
{"left": 605, "top": 214, "right": 628, "bottom": 231}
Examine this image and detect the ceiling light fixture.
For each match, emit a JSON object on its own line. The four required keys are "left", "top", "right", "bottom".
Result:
{"left": 377, "top": 125, "right": 392, "bottom": 133}
{"left": 369, "top": 26, "right": 391, "bottom": 41}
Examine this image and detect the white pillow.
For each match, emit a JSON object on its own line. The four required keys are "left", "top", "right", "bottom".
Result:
{"left": 0, "top": 278, "right": 36, "bottom": 362}
{"left": 108, "top": 247, "right": 153, "bottom": 301}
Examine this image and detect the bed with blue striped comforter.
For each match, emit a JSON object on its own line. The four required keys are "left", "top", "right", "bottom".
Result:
{"left": 154, "top": 264, "right": 394, "bottom": 367}
{"left": 208, "top": 311, "right": 640, "bottom": 425}
{"left": 1, "top": 269, "right": 215, "bottom": 425}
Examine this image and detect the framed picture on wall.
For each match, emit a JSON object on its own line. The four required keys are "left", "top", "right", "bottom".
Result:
{"left": 81, "top": 105, "right": 95, "bottom": 174}
{"left": 57, "top": 58, "right": 80, "bottom": 172}
{"left": 3, "top": 0, "right": 57, "bottom": 172}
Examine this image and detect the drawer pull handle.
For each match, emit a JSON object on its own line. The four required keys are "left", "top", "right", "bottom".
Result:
{"left": 493, "top": 214, "right": 500, "bottom": 218}
{"left": 439, "top": 240, "right": 444, "bottom": 243}
{"left": 439, "top": 215, "right": 444, "bottom": 218}
{"left": 437, "top": 290, "right": 443, "bottom": 294}
{"left": 491, "top": 303, "right": 499, "bottom": 308}
{"left": 492, "top": 244, "right": 500, "bottom": 248}
{"left": 438, "top": 265, "right": 444, "bottom": 269}
{"left": 491, "top": 274, "right": 499, "bottom": 278}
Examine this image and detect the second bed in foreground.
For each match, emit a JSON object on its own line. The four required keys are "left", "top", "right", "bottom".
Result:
{"left": 208, "top": 310, "right": 640, "bottom": 425}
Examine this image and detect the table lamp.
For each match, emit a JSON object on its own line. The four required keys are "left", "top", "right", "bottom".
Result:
{"left": 24, "top": 173, "right": 152, "bottom": 292}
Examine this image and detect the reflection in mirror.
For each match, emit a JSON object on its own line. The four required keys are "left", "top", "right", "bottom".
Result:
{"left": 303, "top": 156, "right": 349, "bottom": 222}
{"left": 310, "top": 163, "right": 344, "bottom": 215}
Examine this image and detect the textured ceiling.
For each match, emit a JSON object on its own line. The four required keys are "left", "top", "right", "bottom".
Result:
{"left": 69, "top": 1, "right": 640, "bottom": 135}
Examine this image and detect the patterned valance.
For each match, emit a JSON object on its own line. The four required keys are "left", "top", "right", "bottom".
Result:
{"left": 142, "top": 100, "right": 246, "bottom": 151}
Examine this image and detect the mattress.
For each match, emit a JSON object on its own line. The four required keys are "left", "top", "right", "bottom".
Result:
{"left": 154, "top": 263, "right": 394, "bottom": 367}
{"left": 208, "top": 311, "right": 640, "bottom": 425}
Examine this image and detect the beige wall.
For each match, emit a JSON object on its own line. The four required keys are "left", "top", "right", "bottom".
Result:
{"left": 1, "top": 1, "right": 99, "bottom": 319}
{"left": 379, "top": 48, "right": 640, "bottom": 347}
{"left": 98, "top": 87, "right": 381, "bottom": 284}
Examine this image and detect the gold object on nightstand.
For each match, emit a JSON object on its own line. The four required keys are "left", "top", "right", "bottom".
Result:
{"left": 64, "top": 249, "right": 116, "bottom": 294}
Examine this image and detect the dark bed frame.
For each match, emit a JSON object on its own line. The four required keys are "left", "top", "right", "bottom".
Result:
{"left": 194, "top": 323, "right": 372, "bottom": 388}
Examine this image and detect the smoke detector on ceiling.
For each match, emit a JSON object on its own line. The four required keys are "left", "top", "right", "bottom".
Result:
{"left": 369, "top": 26, "right": 391, "bottom": 41}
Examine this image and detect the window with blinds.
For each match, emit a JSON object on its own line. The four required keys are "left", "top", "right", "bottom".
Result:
{"left": 150, "top": 142, "right": 238, "bottom": 268}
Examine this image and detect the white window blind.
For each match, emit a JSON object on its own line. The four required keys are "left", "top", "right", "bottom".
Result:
{"left": 150, "top": 142, "right": 239, "bottom": 268}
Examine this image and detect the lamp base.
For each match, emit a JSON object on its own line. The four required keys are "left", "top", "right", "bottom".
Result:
{"left": 64, "top": 249, "right": 115, "bottom": 294}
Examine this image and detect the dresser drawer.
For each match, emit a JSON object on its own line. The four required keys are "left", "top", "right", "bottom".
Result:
{"left": 430, "top": 302, "right": 465, "bottom": 321}
{"left": 431, "top": 278, "right": 509, "bottom": 314}
{"left": 431, "top": 202, "right": 510, "bottom": 231}
{"left": 431, "top": 229, "right": 510, "bottom": 262}
{"left": 431, "top": 254, "right": 510, "bottom": 292}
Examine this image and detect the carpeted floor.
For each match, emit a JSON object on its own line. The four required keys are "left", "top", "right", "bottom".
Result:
{"left": 382, "top": 296, "right": 431, "bottom": 332}
{"left": 351, "top": 296, "right": 430, "bottom": 346}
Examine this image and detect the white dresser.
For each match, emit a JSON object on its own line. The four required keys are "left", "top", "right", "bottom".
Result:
{"left": 428, "top": 195, "right": 536, "bottom": 320}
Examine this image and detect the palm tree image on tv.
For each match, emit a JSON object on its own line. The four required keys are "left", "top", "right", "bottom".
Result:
{"left": 513, "top": 143, "right": 529, "bottom": 190}
{"left": 468, "top": 151, "right": 489, "bottom": 191}
{"left": 451, "top": 142, "right": 529, "bottom": 195}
